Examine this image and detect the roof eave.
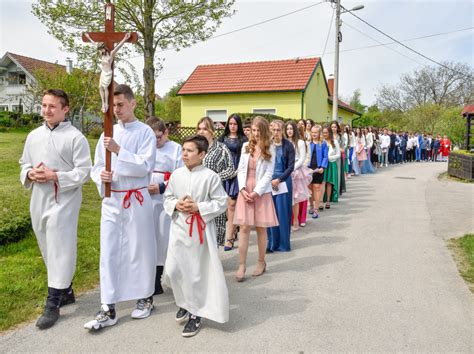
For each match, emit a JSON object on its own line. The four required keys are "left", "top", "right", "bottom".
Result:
{"left": 178, "top": 89, "right": 305, "bottom": 96}
{"left": 327, "top": 97, "right": 362, "bottom": 116}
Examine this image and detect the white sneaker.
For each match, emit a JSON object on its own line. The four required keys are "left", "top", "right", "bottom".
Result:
{"left": 131, "top": 298, "right": 154, "bottom": 319}
{"left": 84, "top": 304, "right": 117, "bottom": 331}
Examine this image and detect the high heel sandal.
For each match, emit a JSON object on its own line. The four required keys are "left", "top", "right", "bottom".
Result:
{"left": 235, "top": 265, "right": 246, "bottom": 282}
{"left": 252, "top": 261, "right": 266, "bottom": 277}
{"left": 223, "top": 238, "right": 235, "bottom": 251}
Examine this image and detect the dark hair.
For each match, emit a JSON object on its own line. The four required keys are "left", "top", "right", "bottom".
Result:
{"left": 305, "top": 119, "right": 315, "bottom": 128}
{"left": 284, "top": 120, "right": 300, "bottom": 146}
{"left": 145, "top": 116, "right": 167, "bottom": 132}
{"left": 43, "top": 89, "right": 69, "bottom": 108}
{"left": 330, "top": 120, "right": 341, "bottom": 136}
{"left": 220, "top": 114, "right": 245, "bottom": 140}
{"left": 183, "top": 134, "right": 209, "bottom": 154}
{"left": 243, "top": 119, "right": 252, "bottom": 129}
{"left": 323, "top": 125, "right": 335, "bottom": 148}
{"left": 114, "top": 84, "right": 135, "bottom": 100}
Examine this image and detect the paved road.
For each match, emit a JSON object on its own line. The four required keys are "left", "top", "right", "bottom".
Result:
{"left": 1, "top": 162, "right": 473, "bottom": 352}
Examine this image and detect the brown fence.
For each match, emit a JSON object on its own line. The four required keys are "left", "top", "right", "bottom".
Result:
{"left": 167, "top": 125, "right": 224, "bottom": 143}
{"left": 448, "top": 151, "right": 474, "bottom": 181}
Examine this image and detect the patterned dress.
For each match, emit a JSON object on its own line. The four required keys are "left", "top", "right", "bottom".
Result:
{"left": 203, "top": 140, "right": 236, "bottom": 246}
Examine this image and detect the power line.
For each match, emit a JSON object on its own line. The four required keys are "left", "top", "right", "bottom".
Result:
{"left": 342, "top": 21, "right": 426, "bottom": 66}
{"left": 340, "top": 26, "right": 474, "bottom": 55}
{"left": 125, "top": 1, "right": 325, "bottom": 60}
{"left": 342, "top": 5, "right": 473, "bottom": 78}
{"left": 321, "top": 7, "right": 335, "bottom": 59}
{"left": 154, "top": 26, "right": 473, "bottom": 83}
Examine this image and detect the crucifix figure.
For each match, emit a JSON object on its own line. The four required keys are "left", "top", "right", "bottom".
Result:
{"left": 82, "top": 0, "right": 137, "bottom": 197}
{"left": 84, "top": 32, "right": 130, "bottom": 113}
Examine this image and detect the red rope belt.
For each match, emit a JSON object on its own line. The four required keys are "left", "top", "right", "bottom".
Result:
{"left": 54, "top": 182, "right": 59, "bottom": 203}
{"left": 111, "top": 187, "right": 146, "bottom": 209}
{"left": 153, "top": 170, "right": 172, "bottom": 182}
{"left": 185, "top": 212, "right": 206, "bottom": 244}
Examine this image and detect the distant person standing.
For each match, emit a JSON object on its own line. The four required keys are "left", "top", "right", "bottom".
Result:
{"left": 380, "top": 129, "right": 390, "bottom": 167}
{"left": 20, "top": 89, "right": 92, "bottom": 329}
{"left": 440, "top": 135, "right": 451, "bottom": 162}
{"left": 433, "top": 135, "right": 441, "bottom": 162}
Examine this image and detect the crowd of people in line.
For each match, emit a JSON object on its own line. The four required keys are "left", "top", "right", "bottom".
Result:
{"left": 19, "top": 85, "right": 453, "bottom": 338}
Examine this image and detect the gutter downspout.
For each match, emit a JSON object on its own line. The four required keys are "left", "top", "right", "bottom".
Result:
{"left": 301, "top": 90, "right": 305, "bottom": 119}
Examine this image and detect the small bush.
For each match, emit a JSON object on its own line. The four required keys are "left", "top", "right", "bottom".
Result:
{"left": 0, "top": 214, "right": 31, "bottom": 245}
{"left": 0, "top": 117, "right": 12, "bottom": 127}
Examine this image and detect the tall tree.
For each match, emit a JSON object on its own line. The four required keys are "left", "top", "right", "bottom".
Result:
{"left": 32, "top": 0, "right": 235, "bottom": 117}
{"left": 376, "top": 62, "right": 473, "bottom": 111}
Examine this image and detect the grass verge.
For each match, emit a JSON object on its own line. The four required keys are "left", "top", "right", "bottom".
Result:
{"left": 447, "top": 234, "right": 474, "bottom": 293}
{"left": 0, "top": 131, "right": 101, "bottom": 331}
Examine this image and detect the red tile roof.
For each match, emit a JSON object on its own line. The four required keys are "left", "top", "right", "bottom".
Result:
{"left": 8, "top": 52, "right": 65, "bottom": 75}
{"left": 328, "top": 97, "right": 361, "bottom": 116}
{"left": 462, "top": 105, "right": 474, "bottom": 116}
{"left": 178, "top": 58, "right": 320, "bottom": 95}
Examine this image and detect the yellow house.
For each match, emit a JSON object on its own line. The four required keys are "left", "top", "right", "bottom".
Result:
{"left": 178, "top": 57, "right": 361, "bottom": 126}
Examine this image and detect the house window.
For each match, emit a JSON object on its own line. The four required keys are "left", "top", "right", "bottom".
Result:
{"left": 253, "top": 108, "right": 276, "bottom": 115}
{"left": 12, "top": 105, "right": 23, "bottom": 112}
{"left": 206, "top": 109, "right": 227, "bottom": 123}
{"left": 19, "top": 74, "right": 26, "bottom": 85}
{"left": 0, "top": 105, "right": 8, "bottom": 112}
{"left": 0, "top": 77, "right": 5, "bottom": 85}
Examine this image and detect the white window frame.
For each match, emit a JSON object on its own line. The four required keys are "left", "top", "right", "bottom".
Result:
{"left": 0, "top": 105, "right": 8, "bottom": 112}
{"left": 252, "top": 108, "right": 277, "bottom": 115}
{"left": 205, "top": 109, "right": 228, "bottom": 123}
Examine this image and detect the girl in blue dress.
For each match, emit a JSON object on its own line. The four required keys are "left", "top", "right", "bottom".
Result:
{"left": 218, "top": 114, "right": 247, "bottom": 251}
{"left": 267, "top": 120, "right": 295, "bottom": 252}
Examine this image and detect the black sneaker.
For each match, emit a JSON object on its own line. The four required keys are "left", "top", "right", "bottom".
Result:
{"left": 182, "top": 315, "right": 201, "bottom": 337}
{"left": 175, "top": 307, "right": 188, "bottom": 323}
{"left": 60, "top": 288, "right": 75, "bottom": 307}
{"left": 36, "top": 306, "right": 60, "bottom": 330}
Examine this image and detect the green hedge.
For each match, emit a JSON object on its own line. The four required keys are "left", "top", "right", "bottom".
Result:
{"left": 0, "top": 214, "right": 31, "bottom": 245}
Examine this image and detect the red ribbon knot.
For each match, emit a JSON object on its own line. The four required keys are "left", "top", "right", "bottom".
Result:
{"left": 154, "top": 171, "right": 172, "bottom": 182}
{"left": 185, "top": 212, "right": 206, "bottom": 244}
{"left": 111, "top": 187, "right": 146, "bottom": 209}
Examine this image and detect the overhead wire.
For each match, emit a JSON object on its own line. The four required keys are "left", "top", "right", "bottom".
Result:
{"left": 341, "top": 5, "right": 473, "bottom": 78}
{"left": 321, "top": 6, "right": 335, "bottom": 59}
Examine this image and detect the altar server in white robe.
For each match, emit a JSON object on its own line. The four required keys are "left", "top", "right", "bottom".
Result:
{"left": 19, "top": 89, "right": 92, "bottom": 330}
{"left": 84, "top": 85, "right": 157, "bottom": 331}
{"left": 163, "top": 135, "right": 229, "bottom": 338}
{"left": 145, "top": 117, "right": 183, "bottom": 295}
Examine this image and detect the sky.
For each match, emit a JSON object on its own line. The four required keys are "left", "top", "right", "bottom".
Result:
{"left": 0, "top": 0, "right": 473, "bottom": 106}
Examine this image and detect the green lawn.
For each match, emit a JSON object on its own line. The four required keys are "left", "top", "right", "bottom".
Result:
{"left": 0, "top": 130, "right": 101, "bottom": 331}
{"left": 448, "top": 234, "right": 474, "bottom": 293}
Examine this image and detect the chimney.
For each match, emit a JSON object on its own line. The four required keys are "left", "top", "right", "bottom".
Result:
{"left": 328, "top": 75, "right": 334, "bottom": 97}
{"left": 65, "top": 58, "right": 73, "bottom": 74}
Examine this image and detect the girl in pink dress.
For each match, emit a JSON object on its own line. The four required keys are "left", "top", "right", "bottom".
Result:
{"left": 234, "top": 117, "right": 278, "bottom": 282}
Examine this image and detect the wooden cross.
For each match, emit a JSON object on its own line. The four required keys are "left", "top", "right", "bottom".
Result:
{"left": 82, "top": 1, "right": 137, "bottom": 197}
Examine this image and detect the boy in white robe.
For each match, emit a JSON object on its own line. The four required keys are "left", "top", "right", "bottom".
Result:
{"left": 85, "top": 85, "right": 157, "bottom": 331}
{"left": 19, "top": 89, "right": 92, "bottom": 329}
{"left": 145, "top": 117, "right": 183, "bottom": 295}
{"left": 163, "top": 135, "right": 229, "bottom": 337}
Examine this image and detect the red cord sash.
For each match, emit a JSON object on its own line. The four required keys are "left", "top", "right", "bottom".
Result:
{"left": 111, "top": 187, "right": 146, "bottom": 209}
{"left": 185, "top": 212, "right": 206, "bottom": 244}
{"left": 153, "top": 171, "right": 172, "bottom": 182}
{"left": 54, "top": 182, "right": 59, "bottom": 203}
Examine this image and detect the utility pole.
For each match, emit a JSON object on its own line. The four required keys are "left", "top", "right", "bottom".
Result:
{"left": 332, "top": 0, "right": 341, "bottom": 122}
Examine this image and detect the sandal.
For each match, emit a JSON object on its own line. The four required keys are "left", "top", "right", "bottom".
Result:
{"left": 224, "top": 238, "right": 235, "bottom": 251}
{"left": 325, "top": 204, "right": 330, "bottom": 209}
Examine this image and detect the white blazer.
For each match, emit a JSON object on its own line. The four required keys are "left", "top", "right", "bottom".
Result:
{"left": 237, "top": 142, "right": 275, "bottom": 196}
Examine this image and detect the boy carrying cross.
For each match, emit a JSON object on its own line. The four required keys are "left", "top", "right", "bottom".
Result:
{"left": 163, "top": 135, "right": 229, "bottom": 337}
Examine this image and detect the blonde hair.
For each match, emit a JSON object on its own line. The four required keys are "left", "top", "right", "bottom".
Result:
{"left": 196, "top": 116, "right": 215, "bottom": 133}
{"left": 311, "top": 125, "right": 322, "bottom": 143}
{"left": 246, "top": 116, "right": 272, "bottom": 161}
